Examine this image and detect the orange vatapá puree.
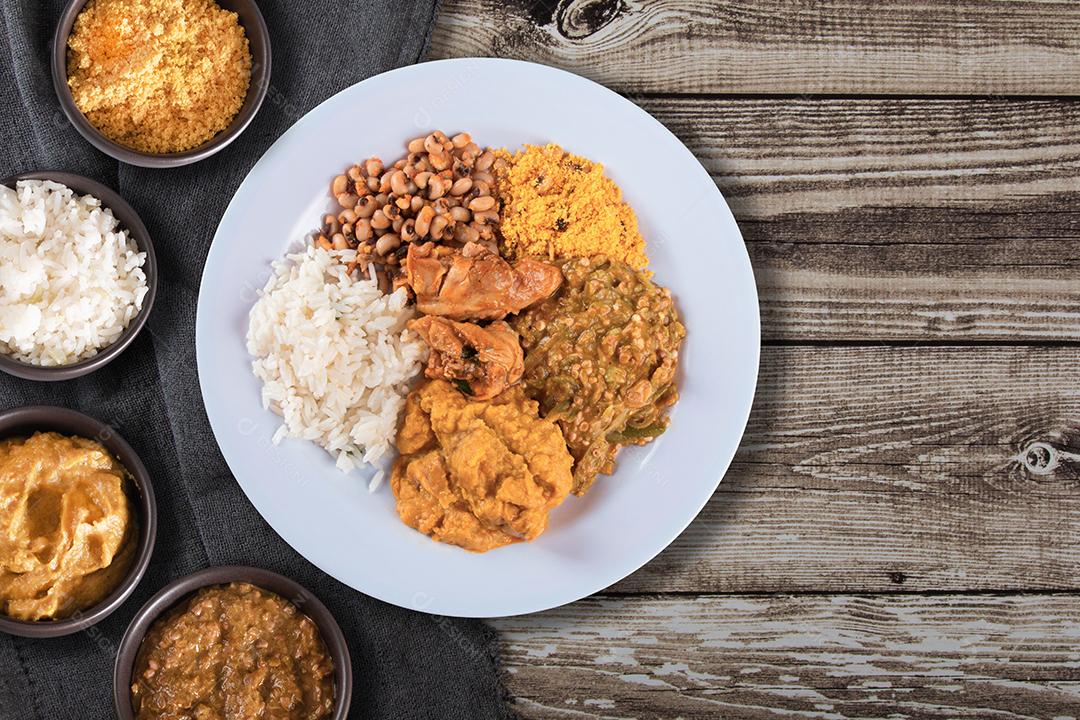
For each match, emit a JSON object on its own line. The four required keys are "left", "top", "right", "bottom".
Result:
{"left": 0, "top": 432, "right": 136, "bottom": 621}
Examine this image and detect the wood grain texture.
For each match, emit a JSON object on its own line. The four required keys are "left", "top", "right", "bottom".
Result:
{"left": 638, "top": 97, "right": 1080, "bottom": 220}
{"left": 601, "top": 345, "right": 1080, "bottom": 594}
{"left": 491, "top": 593, "right": 1080, "bottom": 719}
{"left": 429, "top": 0, "right": 1080, "bottom": 95}
{"left": 643, "top": 96, "right": 1080, "bottom": 341}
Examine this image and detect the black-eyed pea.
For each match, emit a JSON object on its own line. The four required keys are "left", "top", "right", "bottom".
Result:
{"left": 414, "top": 171, "right": 432, "bottom": 189}
{"left": 400, "top": 218, "right": 417, "bottom": 243}
{"left": 473, "top": 209, "right": 499, "bottom": 225}
{"left": 454, "top": 223, "right": 480, "bottom": 244}
{"left": 407, "top": 137, "right": 426, "bottom": 154}
{"left": 371, "top": 209, "right": 391, "bottom": 230}
{"left": 355, "top": 196, "right": 378, "bottom": 218}
{"left": 332, "top": 233, "right": 349, "bottom": 250}
{"left": 472, "top": 170, "right": 494, "bottom": 185}
{"left": 415, "top": 206, "right": 435, "bottom": 237}
{"left": 450, "top": 177, "right": 473, "bottom": 196}
{"left": 366, "top": 176, "right": 380, "bottom": 193}
{"left": 475, "top": 150, "right": 495, "bottom": 172}
{"left": 365, "top": 157, "right": 383, "bottom": 177}
{"left": 451, "top": 132, "right": 471, "bottom": 149}
{"left": 355, "top": 218, "right": 373, "bottom": 241}
{"left": 430, "top": 214, "right": 449, "bottom": 239}
{"left": 410, "top": 195, "right": 425, "bottom": 213}
{"left": 347, "top": 165, "right": 363, "bottom": 182}
{"left": 452, "top": 159, "right": 471, "bottom": 178}
{"left": 336, "top": 192, "right": 359, "bottom": 209}
{"left": 392, "top": 216, "right": 404, "bottom": 233}
{"left": 376, "top": 233, "right": 401, "bottom": 256}
{"left": 427, "top": 177, "right": 447, "bottom": 200}
{"left": 449, "top": 205, "right": 471, "bottom": 223}
{"left": 468, "top": 196, "right": 496, "bottom": 212}
{"left": 331, "top": 174, "right": 349, "bottom": 196}
{"left": 429, "top": 152, "right": 451, "bottom": 171}
{"left": 390, "top": 170, "right": 409, "bottom": 196}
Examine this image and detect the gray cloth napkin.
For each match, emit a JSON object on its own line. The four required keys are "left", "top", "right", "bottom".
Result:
{"left": 0, "top": 2, "right": 515, "bottom": 718}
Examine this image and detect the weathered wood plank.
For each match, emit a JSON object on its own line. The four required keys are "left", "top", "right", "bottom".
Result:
{"left": 430, "top": 0, "right": 1080, "bottom": 95}
{"left": 600, "top": 346, "right": 1080, "bottom": 594}
{"left": 644, "top": 97, "right": 1080, "bottom": 340}
{"left": 491, "top": 593, "right": 1080, "bottom": 719}
{"left": 638, "top": 97, "right": 1080, "bottom": 221}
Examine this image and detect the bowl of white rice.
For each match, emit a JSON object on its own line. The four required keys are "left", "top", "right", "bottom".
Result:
{"left": 0, "top": 172, "right": 157, "bottom": 381}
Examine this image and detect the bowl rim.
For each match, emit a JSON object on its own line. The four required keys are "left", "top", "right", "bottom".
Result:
{"left": 0, "top": 171, "right": 158, "bottom": 382}
{"left": 113, "top": 565, "right": 353, "bottom": 720}
{"left": 0, "top": 405, "right": 158, "bottom": 638}
{"left": 50, "top": 0, "right": 272, "bottom": 168}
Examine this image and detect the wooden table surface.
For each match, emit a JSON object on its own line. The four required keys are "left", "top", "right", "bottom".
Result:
{"left": 429, "top": 2, "right": 1080, "bottom": 717}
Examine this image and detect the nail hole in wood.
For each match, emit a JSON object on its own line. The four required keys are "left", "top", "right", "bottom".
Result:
{"left": 1021, "top": 442, "right": 1058, "bottom": 475}
{"left": 888, "top": 571, "right": 907, "bottom": 584}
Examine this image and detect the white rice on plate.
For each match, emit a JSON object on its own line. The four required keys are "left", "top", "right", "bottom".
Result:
{"left": 246, "top": 246, "right": 426, "bottom": 488}
{"left": 0, "top": 180, "right": 148, "bottom": 366}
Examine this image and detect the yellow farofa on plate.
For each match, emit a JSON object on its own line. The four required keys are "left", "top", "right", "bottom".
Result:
{"left": 66, "top": 0, "right": 251, "bottom": 154}
{"left": 494, "top": 144, "right": 649, "bottom": 269}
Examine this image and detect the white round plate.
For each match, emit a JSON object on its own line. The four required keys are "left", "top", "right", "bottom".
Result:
{"left": 197, "top": 58, "right": 759, "bottom": 618}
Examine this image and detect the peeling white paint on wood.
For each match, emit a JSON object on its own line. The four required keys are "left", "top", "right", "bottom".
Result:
{"left": 491, "top": 594, "right": 1080, "bottom": 719}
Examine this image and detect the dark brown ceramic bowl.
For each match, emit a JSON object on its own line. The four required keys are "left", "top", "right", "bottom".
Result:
{"left": 114, "top": 566, "right": 352, "bottom": 720}
{"left": 51, "top": 0, "right": 271, "bottom": 167}
{"left": 0, "top": 172, "right": 157, "bottom": 382}
{"left": 0, "top": 406, "right": 157, "bottom": 638}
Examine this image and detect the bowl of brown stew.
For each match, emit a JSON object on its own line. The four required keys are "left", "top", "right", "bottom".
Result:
{"left": 0, "top": 406, "right": 157, "bottom": 638}
{"left": 114, "top": 566, "right": 351, "bottom": 720}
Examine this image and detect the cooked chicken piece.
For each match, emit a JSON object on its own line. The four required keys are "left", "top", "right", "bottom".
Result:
{"left": 404, "top": 242, "right": 563, "bottom": 320}
{"left": 410, "top": 317, "right": 524, "bottom": 400}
